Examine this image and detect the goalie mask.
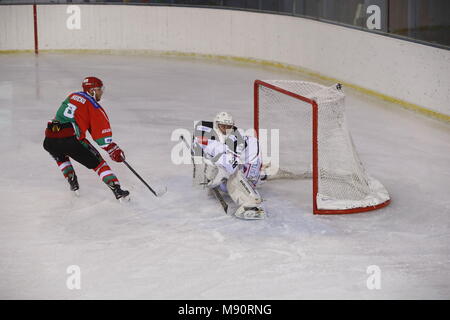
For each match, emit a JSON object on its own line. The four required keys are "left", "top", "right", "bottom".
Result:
{"left": 214, "top": 111, "right": 235, "bottom": 142}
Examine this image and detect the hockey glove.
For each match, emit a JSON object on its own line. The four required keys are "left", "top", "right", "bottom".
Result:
{"left": 104, "top": 142, "right": 125, "bottom": 162}
{"left": 207, "top": 165, "right": 230, "bottom": 188}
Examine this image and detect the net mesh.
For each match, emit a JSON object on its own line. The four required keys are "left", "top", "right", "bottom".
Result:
{"left": 257, "top": 80, "right": 390, "bottom": 211}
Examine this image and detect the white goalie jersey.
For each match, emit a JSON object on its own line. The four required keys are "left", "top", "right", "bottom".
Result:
{"left": 191, "top": 120, "right": 265, "bottom": 220}
{"left": 192, "top": 121, "right": 262, "bottom": 187}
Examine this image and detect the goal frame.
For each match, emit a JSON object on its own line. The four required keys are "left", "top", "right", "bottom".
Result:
{"left": 254, "top": 80, "right": 390, "bottom": 215}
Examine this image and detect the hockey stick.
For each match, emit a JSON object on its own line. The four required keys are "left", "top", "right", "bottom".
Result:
{"left": 180, "top": 135, "right": 228, "bottom": 214}
{"left": 123, "top": 160, "right": 167, "bottom": 197}
{"left": 180, "top": 135, "right": 196, "bottom": 179}
{"left": 180, "top": 135, "right": 191, "bottom": 153}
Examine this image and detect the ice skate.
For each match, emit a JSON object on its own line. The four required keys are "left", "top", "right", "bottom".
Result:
{"left": 67, "top": 173, "right": 80, "bottom": 196}
{"left": 234, "top": 205, "right": 265, "bottom": 220}
{"left": 109, "top": 183, "right": 130, "bottom": 202}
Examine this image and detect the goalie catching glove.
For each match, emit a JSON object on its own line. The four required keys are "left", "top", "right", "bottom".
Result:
{"left": 104, "top": 142, "right": 125, "bottom": 162}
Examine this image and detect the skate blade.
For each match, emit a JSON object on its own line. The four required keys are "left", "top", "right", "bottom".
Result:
{"left": 237, "top": 215, "right": 265, "bottom": 220}
{"left": 119, "top": 195, "right": 131, "bottom": 203}
{"left": 73, "top": 190, "right": 80, "bottom": 197}
{"left": 235, "top": 212, "right": 266, "bottom": 220}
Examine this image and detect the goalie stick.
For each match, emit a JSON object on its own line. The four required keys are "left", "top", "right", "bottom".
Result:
{"left": 210, "top": 187, "right": 228, "bottom": 214}
{"left": 180, "top": 135, "right": 228, "bottom": 214}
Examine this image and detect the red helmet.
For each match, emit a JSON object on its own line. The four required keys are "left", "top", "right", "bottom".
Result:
{"left": 82, "top": 76, "right": 103, "bottom": 92}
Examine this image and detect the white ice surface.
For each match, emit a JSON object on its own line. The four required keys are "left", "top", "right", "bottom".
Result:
{"left": 0, "top": 53, "right": 449, "bottom": 299}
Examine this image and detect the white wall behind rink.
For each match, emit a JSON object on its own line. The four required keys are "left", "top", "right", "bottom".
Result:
{"left": 1, "top": 4, "right": 450, "bottom": 117}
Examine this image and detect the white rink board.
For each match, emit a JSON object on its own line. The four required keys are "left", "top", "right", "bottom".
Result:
{"left": 0, "top": 4, "right": 449, "bottom": 116}
{"left": 0, "top": 5, "right": 34, "bottom": 51}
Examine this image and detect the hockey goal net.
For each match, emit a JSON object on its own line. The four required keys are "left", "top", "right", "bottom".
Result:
{"left": 254, "top": 80, "right": 390, "bottom": 214}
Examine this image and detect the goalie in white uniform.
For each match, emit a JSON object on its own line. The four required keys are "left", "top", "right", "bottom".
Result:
{"left": 193, "top": 112, "right": 265, "bottom": 220}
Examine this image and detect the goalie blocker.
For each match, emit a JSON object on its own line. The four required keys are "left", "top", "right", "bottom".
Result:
{"left": 192, "top": 116, "right": 265, "bottom": 220}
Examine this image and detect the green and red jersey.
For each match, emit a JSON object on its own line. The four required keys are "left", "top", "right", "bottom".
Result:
{"left": 54, "top": 91, "right": 113, "bottom": 148}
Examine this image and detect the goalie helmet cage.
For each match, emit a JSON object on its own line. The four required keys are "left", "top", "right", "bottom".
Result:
{"left": 254, "top": 80, "right": 390, "bottom": 214}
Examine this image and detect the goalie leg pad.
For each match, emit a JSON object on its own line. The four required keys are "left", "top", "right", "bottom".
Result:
{"left": 226, "top": 170, "right": 262, "bottom": 207}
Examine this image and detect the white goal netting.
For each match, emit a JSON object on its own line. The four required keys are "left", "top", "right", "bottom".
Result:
{"left": 256, "top": 80, "right": 390, "bottom": 213}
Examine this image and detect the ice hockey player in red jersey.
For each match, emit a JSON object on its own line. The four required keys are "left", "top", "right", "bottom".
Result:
{"left": 43, "top": 76, "right": 130, "bottom": 201}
